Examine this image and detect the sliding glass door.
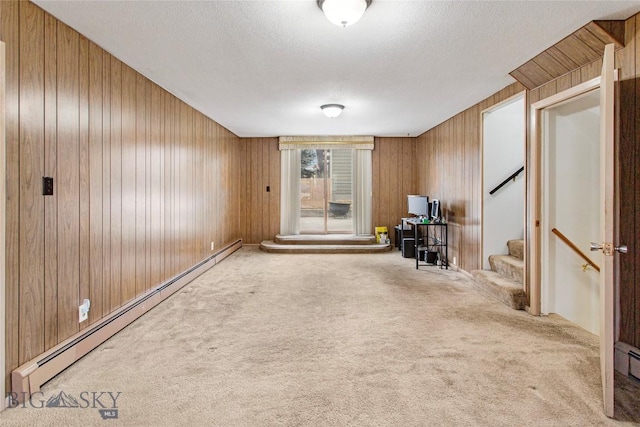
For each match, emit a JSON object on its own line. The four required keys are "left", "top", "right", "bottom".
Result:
{"left": 299, "top": 148, "right": 353, "bottom": 234}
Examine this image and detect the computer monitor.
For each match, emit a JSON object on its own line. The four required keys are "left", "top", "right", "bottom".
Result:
{"left": 407, "top": 195, "right": 429, "bottom": 216}
{"left": 430, "top": 199, "right": 441, "bottom": 220}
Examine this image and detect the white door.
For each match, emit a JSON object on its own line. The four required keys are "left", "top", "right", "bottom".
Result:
{"left": 594, "top": 43, "right": 616, "bottom": 418}
{"left": 541, "top": 89, "right": 601, "bottom": 334}
{"left": 531, "top": 43, "right": 619, "bottom": 418}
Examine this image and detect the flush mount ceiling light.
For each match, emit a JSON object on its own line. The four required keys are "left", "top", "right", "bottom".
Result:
{"left": 317, "top": 0, "right": 372, "bottom": 27}
{"left": 321, "top": 104, "right": 344, "bottom": 118}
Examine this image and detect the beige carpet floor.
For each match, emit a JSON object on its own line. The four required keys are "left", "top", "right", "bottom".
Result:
{"left": 1, "top": 246, "right": 639, "bottom": 426}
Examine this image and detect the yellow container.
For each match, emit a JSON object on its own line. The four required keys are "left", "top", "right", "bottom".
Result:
{"left": 375, "top": 226, "right": 388, "bottom": 243}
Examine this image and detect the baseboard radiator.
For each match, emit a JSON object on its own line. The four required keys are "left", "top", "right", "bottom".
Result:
{"left": 615, "top": 341, "right": 640, "bottom": 381}
{"left": 11, "top": 239, "right": 243, "bottom": 403}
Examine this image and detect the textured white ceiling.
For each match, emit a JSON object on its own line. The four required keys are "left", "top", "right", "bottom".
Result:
{"left": 33, "top": 0, "right": 640, "bottom": 137}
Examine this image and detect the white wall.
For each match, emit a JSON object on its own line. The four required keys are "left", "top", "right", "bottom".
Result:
{"left": 482, "top": 94, "right": 525, "bottom": 269}
{"left": 542, "top": 89, "right": 601, "bottom": 335}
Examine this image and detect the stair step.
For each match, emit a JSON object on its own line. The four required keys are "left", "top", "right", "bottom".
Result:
{"left": 274, "top": 234, "right": 377, "bottom": 245}
{"left": 259, "top": 240, "right": 392, "bottom": 254}
{"left": 489, "top": 255, "right": 523, "bottom": 284}
{"left": 470, "top": 270, "right": 525, "bottom": 310}
{"left": 507, "top": 239, "right": 524, "bottom": 260}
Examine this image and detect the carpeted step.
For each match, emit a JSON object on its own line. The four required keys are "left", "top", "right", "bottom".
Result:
{"left": 274, "top": 234, "right": 377, "bottom": 245}
{"left": 259, "top": 240, "right": 392, "bottom": 254}
{"left": 470, "top": 270, "right": 525, "bottom": 310}
{"left": 489, "top": 255, "right": 523, "bottom": 284}
{"left": 507, "top": 239, "right": 524, "bottom": 260}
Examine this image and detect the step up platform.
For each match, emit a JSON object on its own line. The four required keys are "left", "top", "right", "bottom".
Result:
{"left": 470, "top": 270, "right": 525, "bottom": 310}
{"left": 274, "top": 234, "right": 376, "bottom": 245}
{"left": 260, "top": 234, "right": 391, "bottom": 254}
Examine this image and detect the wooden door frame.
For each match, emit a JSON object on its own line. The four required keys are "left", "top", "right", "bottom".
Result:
{"left": 480, "top": 90, "right": 527, "bottom": 273}
{"left": 1, "top": 41, "right": 6, "bottom": 412}
{"left": 529, "top": 76, "right": 601, "bottom": 316}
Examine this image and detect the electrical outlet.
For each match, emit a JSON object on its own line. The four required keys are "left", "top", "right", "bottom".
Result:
{"left": 78, "top": 299, "right": 90, "bottom": 323}
{"left": 210, "top": 241, "right": 215, "bottom": 251}
{"left": 453, "top": 256, "right": 457, "bottom": 265}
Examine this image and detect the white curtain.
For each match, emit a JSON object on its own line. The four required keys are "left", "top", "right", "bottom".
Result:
{"left": 279, "top": 137, "right": 373, "bottom": 236}
{"left": 280, "top": 149, "right": 300, "bottom": 235}
{"left": 352, "top": 149, "right": 372, "bottom": 235}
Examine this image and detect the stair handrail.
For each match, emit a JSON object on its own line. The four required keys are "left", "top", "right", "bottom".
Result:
{"left": 489, "top": 166, "right": 524, "bottom": 195}
{"left": 551, "top": 228, "right": 600, "bottom": 272}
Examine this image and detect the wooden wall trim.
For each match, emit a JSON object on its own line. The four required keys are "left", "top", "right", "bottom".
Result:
{"left": 1, "top": 40, "right": 7, "bottom": 412}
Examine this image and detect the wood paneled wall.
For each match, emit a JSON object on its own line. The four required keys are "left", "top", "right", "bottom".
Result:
{"left": 372, "top": 137, "right": 417, "bottom": 244}
{"left": 416, "top": 83, "right": 525, "bottom": 273}
{"left": 240, "top": 138, "right": 280, "bottom": 244}
{"left": 239, "top": 137, "right": 416, "bottom": 245}
{"left": 1, "top": 1, "right": 243, "bottom": 389}
{"left": 616, "top": 15, "right": 640, "bottom": 350}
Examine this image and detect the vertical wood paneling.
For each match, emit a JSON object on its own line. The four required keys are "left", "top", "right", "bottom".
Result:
{"left": 43, "top": 13, "right": 58, "bottom": 348}
{"left": 177, "top": 102, "right": 186, "bottom": 269}
{"left": 194, "top": 114, "right": 203, "bottom": 258}
{"left": 270, "top": 138, "right": 280, "bottom": 239}
{"left": 120, "top": 64, "right": 136, "bottom": 304}
{"left": 369, "top": 137, "right": 417, "bottom": 244}
{"left": 163, "top": 92, "right": 173, "bottom": 278}
{"left": 2, "top": 1, "right": 245, "bottom": 388}
{"left": 211, "top": 122, "right": 220, "bottom": 248}
{"left": 109, "top": 56, "right": 122, "bottom": 313}
{"left": 250, "top": 139, "right": 260, "bottom": 241}
{"left": 149, "top": 84, "right": 161, "bottom": 288}
{"left": 238, "top": 137, "right": 281, "bottom": 243}
{"left": 388, "top": 138, "right": 400, "bottom": 228}
{"left": 185, "top": 105, "right": 193, "bottom": 264}
{"left": 145, "top": 81, "right": 152, "bottom": 290}
{"left": 18, "top": 1, "right": 45, "bottom": 363}
{"left": 88, "top": 41, "right": 103, "bottom": 323}
{"left": 79, "top": 36, "right": 90, "bottom": 321}
{"left": 261, "top": 140, "right": 270, "bottom": 242}
{"left": 135, "top": 73, "right": 146, "bottom": 296}
{"left": 619, "top": 76, "right": 636, "bottom": 346}
{"left": 56, "top": 21, "right": 80, "bottom": 341}
{"left": 101, "top": 52, "right": 112, "bottom": 316}
{"left": 1, "top": 0, "right": 19, "bottom": 391}
{"left": 371, "top": 141, "right": 380, "bottom": 235}
{"left": 634, "top": 15, "right": 640, "bottom": 349}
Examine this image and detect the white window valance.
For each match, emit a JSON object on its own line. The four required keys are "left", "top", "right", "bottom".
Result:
{"left": 278, "top": 136, "right": 374, "bottom": 150}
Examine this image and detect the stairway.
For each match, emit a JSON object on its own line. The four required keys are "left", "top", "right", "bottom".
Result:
{"left": 470, "top": 240, "right": 525, "bottom": 310}
{"left": 260, "top": 234, "right": 392, "bottom": 254}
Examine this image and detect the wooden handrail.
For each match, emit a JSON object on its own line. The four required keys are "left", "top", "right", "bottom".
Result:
{"left": 551, "top": 228, "right": 600, "bottom": 272}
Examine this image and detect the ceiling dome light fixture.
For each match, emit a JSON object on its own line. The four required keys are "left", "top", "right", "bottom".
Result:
{"left": 321, "top": 104, "right": 344, "bottom": 118}
{"left": 317, "top": 0, "right": 372, "bottom": 27}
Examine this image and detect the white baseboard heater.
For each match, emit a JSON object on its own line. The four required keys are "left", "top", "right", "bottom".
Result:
{"left": 615, "top": 341, "right": 640, "bottom": 381}
{"left": 11, "top": 239, "right": 242, "bottom": 403}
